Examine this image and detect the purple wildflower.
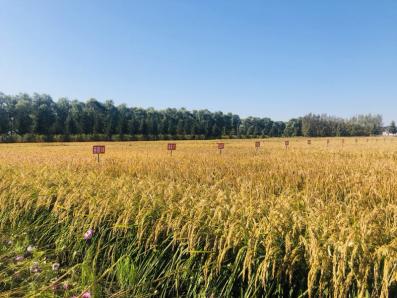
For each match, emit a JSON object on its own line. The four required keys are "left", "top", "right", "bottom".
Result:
{"left": 52, "top": 262, "right": 60, "bottom": 271}
{"left": 31, "top": 268, "right": 40, "bottom": 273}
{"left": 15, "top": 255, "right": 24, "bottom": 262}
{"left": 30, "top": 261, "right": 41, "bottom": 273}
{"left": 83, "top": 229, "right": 94, "bottom": 241}
{"left": 82, "top": 292, "right": 91, "bottom": 298}
{"left": 51, "top": 283, "right": 59, "bottom": 292}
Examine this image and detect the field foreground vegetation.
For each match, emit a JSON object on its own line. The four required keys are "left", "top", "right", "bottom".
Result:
{"left": 1, "top": 138, "right": 397, "bottom": 297}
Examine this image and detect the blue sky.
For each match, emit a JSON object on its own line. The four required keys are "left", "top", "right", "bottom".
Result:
{"left": 1, "top": 1, "right": 396, "bottom": 123}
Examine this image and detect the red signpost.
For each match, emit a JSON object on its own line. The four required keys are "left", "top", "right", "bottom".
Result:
{"left": 93, "top": 145, "right": 105, "bottom": 162}
{"left": 167, "top": 143, "right": 176, "bottom": 155}
{"left": 255, "top": 141, "right": 260, "bottom": 151}
{"left": 217, "top": 143, "right": 224, "bottom": 154}
{"left": 285, "top": 140, "right": 289, "bottom": 149}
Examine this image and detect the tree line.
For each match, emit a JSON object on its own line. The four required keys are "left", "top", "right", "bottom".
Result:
{"left": 0, "top": 92, "right": 386, "bottom": 142}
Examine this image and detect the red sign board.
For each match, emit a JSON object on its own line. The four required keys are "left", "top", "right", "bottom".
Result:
{"left": 285, "top": 140, "right": 289, "bottom": 146}
{"left": 255, "top": 141, "right": 261, "bottom": 148}
{"left": 167, "top": 143, "right": 176, "bottom": 151}
{"left": 217, "top": 143, "right": 224, "bottom": 150}
{"left": 93, "top": 145, "right": 105, "bottom": 154}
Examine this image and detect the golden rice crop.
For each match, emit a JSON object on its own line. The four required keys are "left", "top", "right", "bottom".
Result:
{"left": 1, "top": 138, "right": 397, "bottom": 297}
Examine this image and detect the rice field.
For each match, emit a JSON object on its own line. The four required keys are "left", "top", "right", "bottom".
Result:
{"left": 1, "top": 137, "right": 397, "bottom": 297}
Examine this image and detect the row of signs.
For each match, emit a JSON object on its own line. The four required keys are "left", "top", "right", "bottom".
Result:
{"left": 93, "top": 142, "right": 262, "bottom": 157}
{"left": 167, "top": 142, "right": 261, "bottom": 152}
{"left": 93, "top": 138, "right": 381, "bottom": 157}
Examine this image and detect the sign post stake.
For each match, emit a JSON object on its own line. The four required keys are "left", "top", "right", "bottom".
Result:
{"left": 167, "top": 143, "right": 176, "bottom": 156}
{"left": 217, "top": 143, "right": 224, "bottom": 155}
{"left": 93, "top": 145, "right": 105, "bottom": 163}
{"left": 255, "top": 141, "right": 260, "bottom": 153}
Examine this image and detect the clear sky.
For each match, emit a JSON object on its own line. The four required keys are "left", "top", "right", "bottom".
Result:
{"left": 1, "top": 1, "right": 396, "bottom": 123}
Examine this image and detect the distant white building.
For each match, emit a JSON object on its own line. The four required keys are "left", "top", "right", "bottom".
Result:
{"left": 382, "top": 131, "right": 397, "bottom": 136}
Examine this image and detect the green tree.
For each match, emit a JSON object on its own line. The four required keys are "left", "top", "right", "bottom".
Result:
{"left": 55, "top": 98, "right": 71, "bottom": 135}
{"left": 32, "top": 94, "right": 56, "bottom": 135}
{"left": 176, "top": 119, "right": 185, "bottom": 135}
{"left": 0, "top": 93, "right": 11, "bottom": 134}
{"left": 388, "top": 121, "right": 397, "bottom": 134}
{"left": 104, "top": 100, "right": 118, "bottom": 138}
{"left": 212, "top": 123, "right": 222, "bottom": 137}
{"left": 284, "top": 118, "right": 302, "bottom": 137}
{"left": 14, "top": 96, "right": 33, "bottom": 134}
